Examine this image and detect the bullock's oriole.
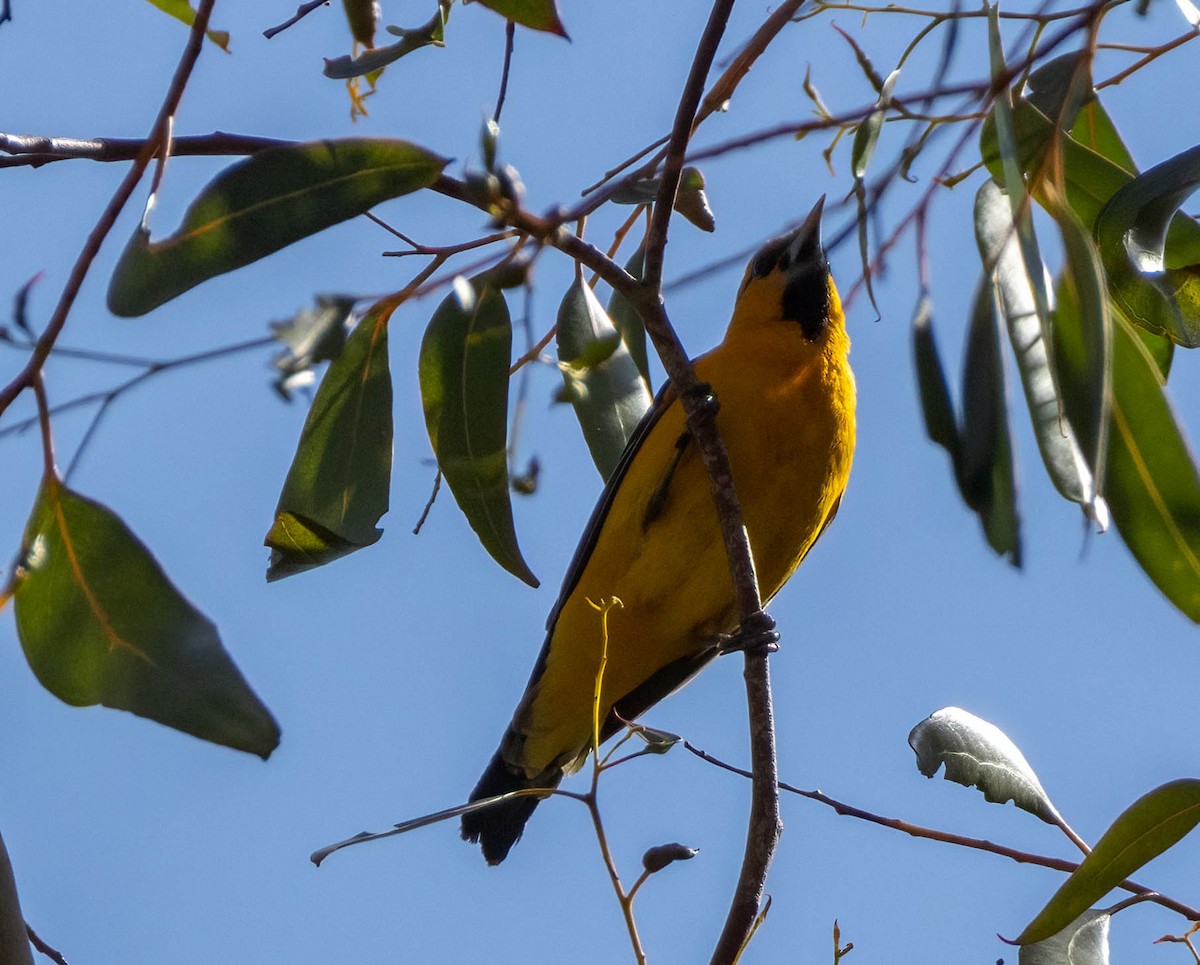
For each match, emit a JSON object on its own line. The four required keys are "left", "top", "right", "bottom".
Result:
{"left": 462, "top": 198, "right": 856, "bottom": 864}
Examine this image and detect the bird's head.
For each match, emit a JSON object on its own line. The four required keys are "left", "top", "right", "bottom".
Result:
{"left": 729, "top": 196, "right": 842, "bottom": 344}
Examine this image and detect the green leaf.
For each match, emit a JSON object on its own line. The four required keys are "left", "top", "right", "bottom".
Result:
{"left": 473, "top": 0, "right": 568, "bottom": 37}
{"left": 974, "top": 180, "right": 1107, "bottom": 527}
{"left": 911, "top": 294, "right": 961, "bottom": 460}
{"left": 606, "top": 245, "right": 651, "bottom": 391}
{"left": 145, "top": 0, "right": 230, "bottom": 51}
{"left": 1017, "top": 779, "right": 1200, "bottom": 945}
{"left": 107, "top": 139, "right": 448, "bottom": 316}
{"left": 960, "top": 278, "right": 1022, "bottom": 564}
{"left": 850, "top": 69, "right": 899, "bottom": 179}
{"left": 9, "top": 480, "right": 280, "bottom": 757}
{"left": 557, "top": 277, "right": 653, "bottom": 480}
{"left": 324, "top": 2, "right": 449, "bottom": 79}
{"left": 0, "top": 831, "right": 33, "bottom": 965}
{"left": 1094, "top": 144, "right": 1200, "bottom": 347}
{"left": 419, "top": 279, "right": 538, "bottom": 587}
{"left": 265, "top": 306, "right": 393, "bottom": 581}
{"left": 1052, "top": 280, "right": 1200, "bottom": 622}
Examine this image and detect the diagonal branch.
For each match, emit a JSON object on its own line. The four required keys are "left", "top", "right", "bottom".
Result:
{"left": 0, "top": 0, "right": 219, "bottom": 420}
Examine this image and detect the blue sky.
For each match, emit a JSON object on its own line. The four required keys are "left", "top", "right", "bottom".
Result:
{"left": 2, "top": 2, "right": 1198, "bottom": 962}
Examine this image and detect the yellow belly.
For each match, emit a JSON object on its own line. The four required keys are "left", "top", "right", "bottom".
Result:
{"left": 514, "top": 323, "right": 856, "bottom": 776}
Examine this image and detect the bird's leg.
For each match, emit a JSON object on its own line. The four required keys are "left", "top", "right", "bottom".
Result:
{"left": 717, "top": 610, "right": 780, "bottom": 656}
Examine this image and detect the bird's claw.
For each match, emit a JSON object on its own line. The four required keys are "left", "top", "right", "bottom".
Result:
{"left": 717, "top": 610, "right": 780, "bottom": 656}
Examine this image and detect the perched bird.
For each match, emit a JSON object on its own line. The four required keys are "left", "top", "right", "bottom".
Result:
{"left": 462, "top": 198, "right": 856, "bottom": 864}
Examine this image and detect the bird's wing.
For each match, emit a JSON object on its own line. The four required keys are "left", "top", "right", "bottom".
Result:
{"left": 544, "top": 378, "right": 679, "bottom": 634}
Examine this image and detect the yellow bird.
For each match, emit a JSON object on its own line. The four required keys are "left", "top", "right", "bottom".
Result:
{"left": 462, "top": 198, "right": 856, "bottom": 864}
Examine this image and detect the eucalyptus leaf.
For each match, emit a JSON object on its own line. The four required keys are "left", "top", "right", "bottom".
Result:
{"left": 975, "top": 180, "right": 1107, "bottom": 527}
{"left": 606, "top": 245, "right": 651, "bottom": 390}
{"left": 108, "top": 139, "right": 448, "bottom": 316}
{"left": 340, "top": 0, "right": 379, "bottom": 46}
{"left": 10, "top": 480, "right": 280, "bottom": 758}
{"left": 909, "top": 707, "right": 1059, "bottom": 824}
{"left": 1052, "top": 280, "right": 1200, "bottom": 622}
{"left": 557, "top": 277, "right": 653, "bottom": 481}
{"left": 850, "top": 69, "right": 899, "bottom": 179}
{"left": 419, "top": 279, "right": 538, "bottom": 586}
{"left": 325, "top": 2, "right": 448, "bottom": 79}
{"left": 0, "top": 831, "right": 33, "bottom": 965}
{"left": 270, "top": 295, "right": 355, "bottom": 400}
{"left": 911, "top": 294, "right": 960, "bottom": 459}
{"left": 1017, "top": 779, "right": 1200, "bottom": 945}
{"left": 1018, "top": 910, "right": 1110, "bottom": 965}
{"left": 1094, "top": 144, "right": 1200, "bottom": 347}
{"left": 145, "top": 0, "right": 230, "bottom": 50}
{"left": 474, "top": 0, "right": 568, "bottom": 36}
{"left": 266, "top": 306, "right": 393, "bottom": 580}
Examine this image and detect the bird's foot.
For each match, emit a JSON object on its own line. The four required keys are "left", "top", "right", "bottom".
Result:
{"left": 681, "top": 382, "right": 720, "bottom": 425}
{"left": 717, "top": 610, "right": 780, "bottom": 656}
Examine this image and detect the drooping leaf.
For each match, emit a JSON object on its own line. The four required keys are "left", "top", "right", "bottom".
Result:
{"left": 324, "top": 2, "right": 449, "bottom": 79}
{"left": 9, "top": 480, "right": 280, "bottom": 757}
{"left": 1094, "top": 144, "right": 1200, "bottom": 347}
{"left": 606, "top": 245, "right": 651, "bottom": 391}
{"left": 909, "top": 707, "right": 1060, "bottom": 825}
{"left": 108, "top": 139, "right": 448, "bottom": 316}
{"left": 144, "top": 0, "right": 230, "bottom": 51}
{"left": 269, "top": 295, "right": 356, "bottom": 400}
{"left": 265, "top": 306, "right": 393, "bottom": 581}
{"left": 473, "top": 0, "right": 568, "bottom": 37}
{"left": 419, "top": 279, "right": 538, "bottom": 587}
{"left": 0, "top": 831, "right": 33, "bottom": 965}
{"left": 557, "top": 277, "right": 653, "bottom": 480}
{"left": 975, "top": 180, "right": 1107, "bottom": 527}
{"left": 341, "top": 0, "right": 379, "bottom": 46}
{"left": 911, "top": 294, "right": 961, "bottom": 460}
{"left": 1018, "top": 910, "right": 1110, "bottom": 965}
{"left": 1017, "top": 779, "right": 1200, "bottom": 945}
{"left": 850, "top": 69, "right": 899, "bottom": 179}
{"left": 1052, "top": 279, "right": 1200, "bottom": 622}
{"left": 960, "top": 278, "right": 1021, "bottom": 564}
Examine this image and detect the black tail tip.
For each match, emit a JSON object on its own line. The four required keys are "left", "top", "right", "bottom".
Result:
{"left": 461, "top": 751, "right": 548, "bottom": 865}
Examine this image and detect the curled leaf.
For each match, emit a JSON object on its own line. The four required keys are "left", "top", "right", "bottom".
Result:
{"left": 557, "top": 277, "right": 653, "bottom": 480}
{"left": 1018, "top": 910, "right": 1110, "bottom": 965}
{"left": 909, "top": 707, "right": 1059, "bottom": 825}
{"left": 642, "top": 843, "right": 699, "bottom": 874}
{"left": 265, "top": 307, "right": 393, "bottom": 581}
{"left": 269, "top": 295, "right": 355, "bottom": 400}
{"left": 325, "top": 2, "right": 449, "bottom": 79}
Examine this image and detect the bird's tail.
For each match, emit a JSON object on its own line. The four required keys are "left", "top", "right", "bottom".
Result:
{"left": 461, "top": 749, "right": 560, "bottom": 865}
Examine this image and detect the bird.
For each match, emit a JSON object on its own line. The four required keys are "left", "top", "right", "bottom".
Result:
{"left": 461, "top": 197, "right": 856, "bottom": 864}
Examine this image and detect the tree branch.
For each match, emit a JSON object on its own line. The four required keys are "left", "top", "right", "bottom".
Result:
{"left": 0, "top": 0, "right": 218, "bottom": 420}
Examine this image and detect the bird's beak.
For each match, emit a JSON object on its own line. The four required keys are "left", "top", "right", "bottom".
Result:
{"left": 783, "top": 195, "right": 825, "bottom": 266}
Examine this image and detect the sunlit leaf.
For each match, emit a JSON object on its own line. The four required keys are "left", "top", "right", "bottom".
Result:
{"left": 1052, "top": 280, "right": 1200, "bottom": 622}
{"left": 144, "top": 0, "right": 230, "bottom": 51}
{"left": 974, "top": 180, "right": 1107, "bottom": 527}
{"left": 9, "top": 480, "right": 280, "bottom": 757}
{"left": 474, "top": 0, "right": 568, "bottom": 37}
{"left": 269, "top": 295, "right": 355, "bottom": 400}
{"left": 0, "top": 831, "right": 33, "bottom": 965}
{"left": 1017, "top": 780, "right": 1200, "bottom": 945}
{"left": 1094, "top": 145, "right": 1200, "bottom": 347}
{"left": 1018, "top": 910, "right": 1110, "bottom": 965}
{"left": 265, "top": 306, "right": 393, "bottom": 581}
{"left": 419, "top": 279, "right": 538, "bottom": 587}
{"left": 909, "top": 707, "right": 1060, "bottom": 824}
{"left": 557, "top": 277, "right": 653, "bottom": 480}
{"left": 108, "top": 139, "right": 448, "bottom": 316}
{"left": 960, "top": 279, "right": 1022, "bottom": 564}
{"left": 850, "top": 69, "right": 899, "bottom": 179}
{"left": 325, "top": 2, "right": 449, "bottom": 79}
{"left": 606, "top": 245, "right": 651, "bottom": 391}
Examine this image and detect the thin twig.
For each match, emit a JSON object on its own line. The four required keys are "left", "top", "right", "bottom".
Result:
{"left": 684, "top": 741, "right": 1200, "bottom": 924}
{"left": 0, "top": 0, "right": 217, "bottom": 419}
{"left": 25, "top": 923, "right": 69, "bottom": 965}
{"left": 263, "top": 0, "right": 328, "bottom": 40}
{"left": 494, "top": 20, "right": 516, "bottom": 124}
